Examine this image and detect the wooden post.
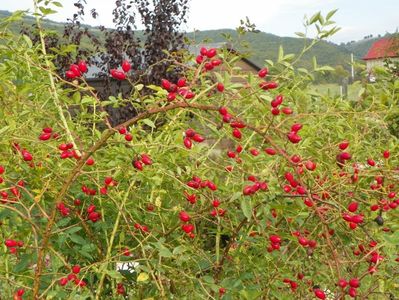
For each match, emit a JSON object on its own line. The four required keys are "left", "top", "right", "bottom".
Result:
{"left": 342, "top": 78, "right": 348, "bottom": 99}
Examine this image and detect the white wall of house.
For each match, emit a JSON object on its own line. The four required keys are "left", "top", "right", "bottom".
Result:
{"left": 366, "top": 57, "right": 399, "bottom": 72}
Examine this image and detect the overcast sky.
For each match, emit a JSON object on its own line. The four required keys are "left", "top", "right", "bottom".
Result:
{"left": 2, "top": 0, "right": 398, "bottom": 43}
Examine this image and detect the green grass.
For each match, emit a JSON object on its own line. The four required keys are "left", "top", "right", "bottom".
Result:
{"left": 311, "top": 82, "right": 362, "bottom": 100}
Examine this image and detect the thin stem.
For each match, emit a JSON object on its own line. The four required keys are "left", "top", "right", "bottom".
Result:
{"left": 95, "top": 180, "right": 136, "bottom": 299}
{"left": 32, "top": 0, "right": 80, "bottom": 155}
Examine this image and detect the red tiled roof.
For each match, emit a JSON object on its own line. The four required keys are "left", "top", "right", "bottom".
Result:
{"left": 363, "top": 38, "right": 399, "bottom": 60}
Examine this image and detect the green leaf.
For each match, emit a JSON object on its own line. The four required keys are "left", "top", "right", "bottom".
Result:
{"left": 316, "top": 66, "right": 335, "bottom": 72}
{"left": 104, "top": 269, "right": 123, "bottom": 280}
{"left": 277, "top": 45, "right": 284, "bottom": 62}
{"left": 38, "top": 6, "right": 57, "bottom": 15}
{"left": 81, "top": 96, "right": 95, "bottom": 104}
{"left": 65, "top": 226, "right": 82, "bottom": 235}
{"left": 147, "top": 85, "right": 164, "bottom": 92}
{"left": 230, "top": 192, "right": 242, "bottom": 201}
{"left": 56, "top": 217, "right": 71, "bottom": 227}
{"left": 0, "top": 125, "right": 9, "bottom": 135}
{"left": 309, "top": 12, "right": 321, "bottom": 25}
{"left": 142, "top": 119, "right": 156, "bottom": 128}
{"left": 79, "top": 250, "right": 93, "bottom": 260}
{"left": 135, "top": 84, "right": 144, "bottom": 91}
{"left": 312, "top": 57, "right": 318, "bottom": 70}
{"left": 318, "top": 14, "right": 325, "bottom": 25}
{"left": 298, "top": 68, "right": 309, "bottom": 74}
{"left": 283, "top": 54, "right": 295, "bottom": 61}
{"left": 326, "top": 9, "right": 338, "bottom": 21}
{"left": 72, "top": 91, "right": 81, "bottom": 104}
{"left": 239, "top": 289, "right": 263, "bottom": 300}
{"left": 13, "top": 253, "right": 33, "bottom": 272}
{"left": 215, "top": 72, "right": 224, "bottom": 83}
{"left": 383, "top": 231, "right": 399, "bottom": 245}
{"left": 52, "top": 1, "right": 63, "bottom": 7}
{"left": 202, "top": 275, "right": 214, "bottom": 284}
{"left": 22, "top": 35, "right": 32, "bottom": 48}
{"left": 295, "top": 32, "right": 306, "bottom": 38}
{"left": 81, "top": 243, "right": 96, "bottom": 253}
{"left": 265, "top": 59, "right": 274, "bottom": 66}
{"left": 69, "top": 234, "right": 87, "bottom": 245}
{"left": 159, "top": 247, "right": 173, "bottom": 257}
{"left": 240, "top": 199, "right": 252, "bottom": 220}
{"left": 173, "top": 245, "right": 186, "bottom": 255}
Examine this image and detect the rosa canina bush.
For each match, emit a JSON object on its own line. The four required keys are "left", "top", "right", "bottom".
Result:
{"left": 0, "top": 8, "right": 399, "bottom": 300}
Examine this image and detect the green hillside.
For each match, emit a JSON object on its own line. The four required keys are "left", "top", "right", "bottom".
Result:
{"left": 187, "top": 29, "right": 353, "bottom": 69}
{"left": 1, "top": 10, "right": 369, "bottom": 70}
{"left": 0, "top": 10, "right": 102, "bottom": 35}
{"left": 342, "top": 37, "right": 382, "bottom": 58}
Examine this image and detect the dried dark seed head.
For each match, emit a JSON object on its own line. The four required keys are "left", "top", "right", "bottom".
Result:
{"left": 374, "top": 215, "right": 384, "bottom": 226}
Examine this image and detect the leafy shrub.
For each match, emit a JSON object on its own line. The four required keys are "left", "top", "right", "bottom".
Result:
{"left": 0, "top": 7, "right": 398, "bottom": 300}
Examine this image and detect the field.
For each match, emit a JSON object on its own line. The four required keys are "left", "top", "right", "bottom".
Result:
{"left": 311, "top": 82, "right": 363, "bottom": 101}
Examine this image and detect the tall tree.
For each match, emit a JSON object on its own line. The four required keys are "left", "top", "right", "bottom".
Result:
{"left": 23, "top": 0, "right": 190, "bottom": 125}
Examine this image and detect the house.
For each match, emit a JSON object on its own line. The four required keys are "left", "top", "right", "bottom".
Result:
{"left": 188, "top": 42, "right": 261, "bottom": 82}
{"left": 363, "top": 38, "right": 399, "bottom": 75}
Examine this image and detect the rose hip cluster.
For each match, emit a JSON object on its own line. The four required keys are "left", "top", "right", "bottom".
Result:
{"left": 243, "top": 175, "right": 268, "bottom": 196}
{"left": 210, "top": 198, "right": 226, "bottom": 218}
{"left": 81, "top": 184, "right": 97, "bottom": 196}
{"left": 66, "top": 60, "right": 88, "bottom": 80}
{"left": 183, "top": 128, "right": 205, "bottom": 149}
{"left": 217, "top": 106, "right": 247, "bottom": 140}
{"left": 132, "top": 154, "right": 152, "bottom": 171}
{"left": 179, "top": 211, "right": 195, "bottom": 238}
{"left": 195, "top": 47, "right": 222, "bottom": 71}
{"left": 56, "top": 202, "right": 70, "bottom": 217}
{"left": 269, "top": 94, "right": 293, "bottom": 116}
{"left": 352, "top": 241, "right": 384, "bottom": 274}
{"left": 186, "top": 175, "right": 217, "bottom": 191}
{"left": 0, "top": 178, "right": 24, "bottom": 204}
{"left": 0, "top": 165, "right": 4, "bottom": 185}
{"left": 118, "top": 126, "right": 133, "bottom": 142}
{"left": 283, "top": 171, "right": 307, "bottom": 196}
{"left": 161, "top": 77, "right": 196, "bottom": 101}
{"left": 13, "top": 289, "right": 25, "bottom": 300}
{"left": 335, "top": 277, "right": 363, "bottom": 298}
{"left": 12, "top": 143, "right": 33, "bottom": 162}
{"left": 184, "top": 191, "right": 197, "bottom": 204}
{"left": 371, "top": 195, "right": 399, "bottom": 213}
{"left": 38, "top": 126, "right": 59, "bottom": 141}
{"left": 100, "top": 176, "right": 118, "bottom": 196}
{"left": 59, "top": 142, "right": 81, "bottom": 160}
{"left": 342, "top": 199, "right": 364, "bottom": 230}
{"left": 226, "top": 144, "right": 244, "bottom": 164}
{"left": 336, "top": 140, "right": 352, "bottom": 168}
{"left": 282, "top": 277, "right": 299, "bottom": 293}
{"left": 116, "top": 283, "right": 126, "bottom": 295}
{"left": 257, "top": 67, "right": 279, "bottom": 91}
{"left": 59, "top": 265, "right": 87, "bottom": 288}
{"left": 268, "top": 234, "right": 282, "bottom": 252}
{"left": 110, "top": 60, "right": 131, "bottom": 80}
{"left": 134, "top": 222, "right": 149, "bottom": 233}
{"left": 292, "top": 230, "right": 317, "bottom": 248}
{"left": 183, "top": 178, "right": 225, "bottom": 217}
{"left": 287, "top": 122, "right": 303, "bottom": 144}
{"left": 4, "top": 239, "right": 24, "bottom": 255}
{"left": 86, "top": 204, "right": 101, "bottom": 223}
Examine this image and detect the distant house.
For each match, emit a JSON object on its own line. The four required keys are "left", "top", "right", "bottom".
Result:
{"left": 363, "top": 38, "right": 399, "bottom": 75}
{"left": 188, "top": 42, "right": 261, "bottom": 82}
